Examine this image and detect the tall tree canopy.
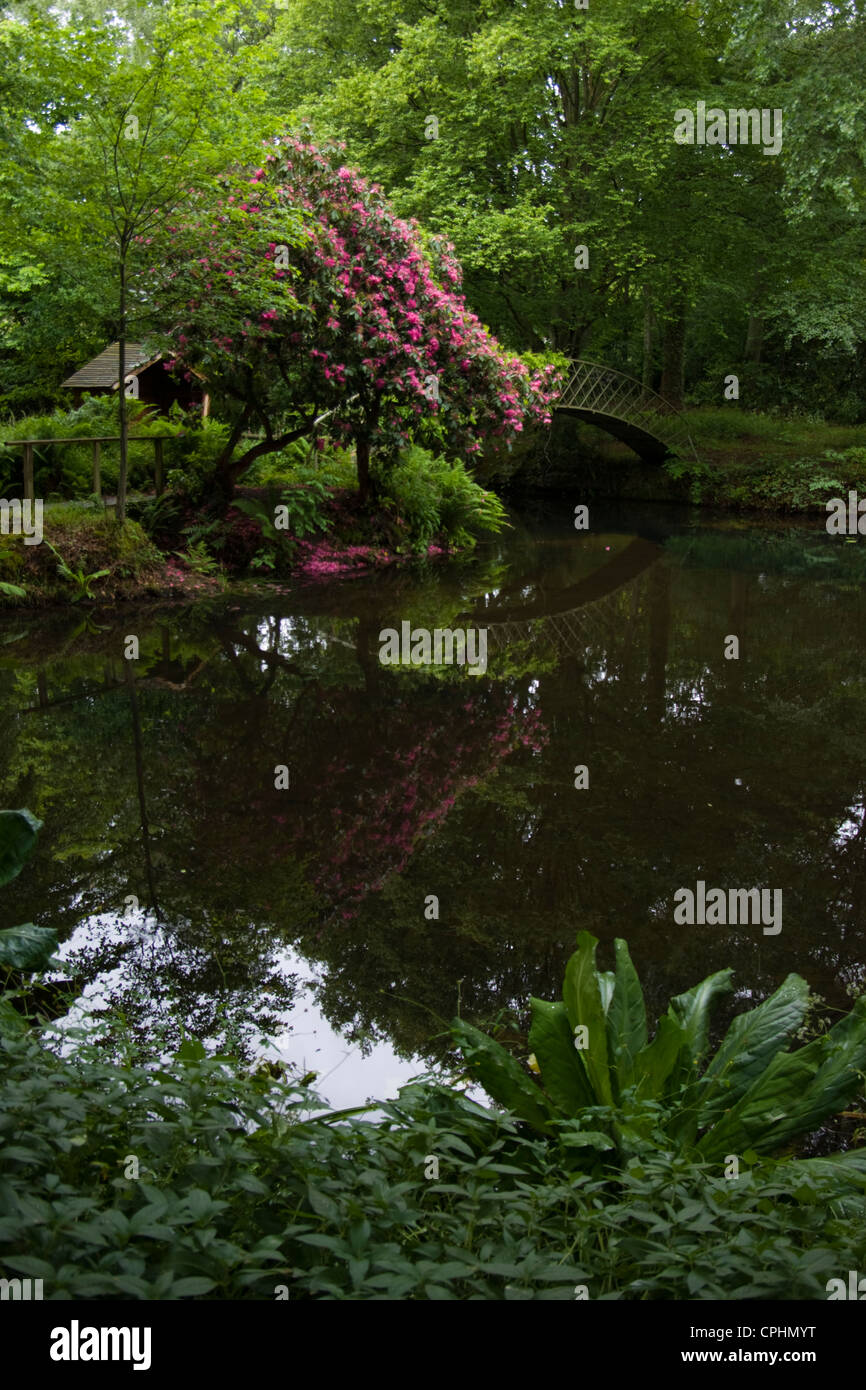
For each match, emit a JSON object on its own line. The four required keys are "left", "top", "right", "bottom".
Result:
{"left": 1, "top": 0, "right": 865, "bottom": 423}
{"left": 256, "top": 0, "right": 866, "bottom": 412}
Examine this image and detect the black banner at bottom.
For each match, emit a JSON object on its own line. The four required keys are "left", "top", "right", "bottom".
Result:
{"left": 3, "top": 1297, "right": 856, "bottom": 1377}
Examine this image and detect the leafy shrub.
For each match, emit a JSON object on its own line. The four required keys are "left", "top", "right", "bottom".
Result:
{"left": 276, "top": 480, "right": 330, "bottom": 537}
{"left": 165, "top": 418, "right": 230, "bottom": 504}
{"left": 242, "top": 441, "right": 358, "bottom": 493}
{"left": 0, "top": 397, "right": 187, "bottom": 499}
{"left": 376, "top": 446, "right": 510, "bottom": 552}
{"left": 177, "top": 539, "right": 222, "bottom": 577}
{"left": 824, "top": 446, "right": 866, "bottom": 469}
{"left": 130, "top": 490, "right": 188, "bottom": 547}
{"left": 724, "top": 456, "right": 865, "bottom": 512}
{"left": 661, "top": 453, "right": 715, "bottom": 502}
{"left": 377, "top": 448, "right": 440, "bottom": 548}
{"left": 296, "top": 445, "right": 357, "bottom": 491}
{"left": 217, "top": 484, "right": 332, "bottom": 573}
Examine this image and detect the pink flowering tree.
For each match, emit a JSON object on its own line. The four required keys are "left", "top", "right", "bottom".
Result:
{"left": 146, "top": 133, "right": 561, "bottom": 501}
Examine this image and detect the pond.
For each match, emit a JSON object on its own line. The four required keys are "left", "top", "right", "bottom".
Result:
{"left": 3, "top": 497, "right": 865, "bottom": 1109}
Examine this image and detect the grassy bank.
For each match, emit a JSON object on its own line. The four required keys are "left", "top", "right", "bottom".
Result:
{"left": 0, "top": 499, "right": 445, "bottom": 611}
{"left": 513, "top": 408, "right": 866, "bottom": 514}
{"left": 674, "top": 408, "right": 866, "bottom": 511}
{"left": 0, "top": 502, "right": 177, "bottom": 609}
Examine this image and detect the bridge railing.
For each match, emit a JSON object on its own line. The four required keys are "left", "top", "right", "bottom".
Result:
{"left": 557, "top": 358, "right": 698, "bottom": 461}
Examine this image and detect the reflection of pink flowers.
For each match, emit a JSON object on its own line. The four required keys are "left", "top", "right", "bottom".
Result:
{"left": 286, "top": 693, "right": 549, "bottom": 926}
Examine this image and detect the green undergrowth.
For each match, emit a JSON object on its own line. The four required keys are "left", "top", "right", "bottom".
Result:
{"left": 665, "top": 410, "right": 866, "bottom": 511}
{"left": 133, "top": 442, "right": 509, "bottom": 577}
{"left": 663, "top": 446, "right": 866, "bottom": 512}
{"left": 1, "top": 1012, "right": 865, "bottom": 1300}
{"left": 3, "top": 819, "right": 864, "bottom": 1302}
{"left": 0, "top": 397, "right": 190, "bottom": 500}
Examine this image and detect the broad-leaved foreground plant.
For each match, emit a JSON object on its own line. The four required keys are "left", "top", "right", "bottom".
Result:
{"left": 0, "top": 809, "right": 59, "bottom": 975}
{"left": 452, "top": 932, "right": 866, "bottom": 1180}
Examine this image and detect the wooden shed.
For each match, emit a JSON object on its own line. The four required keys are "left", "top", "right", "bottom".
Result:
{"left": 61, "top": 342, "right": 209, "bottom": 416}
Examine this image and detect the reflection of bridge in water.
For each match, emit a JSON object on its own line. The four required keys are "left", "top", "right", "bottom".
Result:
{"left": 470, "top": 538, "right": 666, "bottom": 660}
{"left": 484, "top": 586, "right": 643, "bottom": 660}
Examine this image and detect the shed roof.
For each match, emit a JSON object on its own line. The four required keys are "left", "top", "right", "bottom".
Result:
{"left": 61, "top": 342, "right": 162, "bottom": 390}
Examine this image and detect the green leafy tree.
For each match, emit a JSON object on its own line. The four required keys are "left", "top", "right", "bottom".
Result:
{"left": 1, "top": 1, "right": 278, "bottom": 510}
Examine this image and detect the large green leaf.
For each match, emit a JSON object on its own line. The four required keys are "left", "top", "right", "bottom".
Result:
{"left": 0, "top": 809, "right": 43, "bottom": 888}
{"left": 698, "top": 996, "right": 866, "bottom": 1161}
{"left": 0, "top": 922, "right": 59, "bottom": 972}
{"left": 528, "top": 997, "right": 595, "bottom": 1115}
{"left": 631, "top": 963, "right": 731, "bottom": 1105}
{"left": 787, "top": 996, "right": 866, "bottom": 1139}
{"left": 693, "top": 973, "right": 811, "bottom": 1129}
{"left": 770, "top": 1148, "right": 866, "bottom": 1198}
{"left": 633, "top": 1014, "right": 688, "bottom": 1101}
{"left": 562, "top": 932, "right": 613, "bottom": 1105}
{"left": 667, "top": 968, "right": 733, "bottom": 1082}
{"left": 451, "top": 1017, "right": 553, "bottom": 1134}
{"left": 607, "top": 938, "right": 648, "bottom": 1091}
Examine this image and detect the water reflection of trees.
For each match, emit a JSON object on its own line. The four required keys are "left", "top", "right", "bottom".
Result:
{"left": 1, "top": 530, "right": 865, "bottom": 1067}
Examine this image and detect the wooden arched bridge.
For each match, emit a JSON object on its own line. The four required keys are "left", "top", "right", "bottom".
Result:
{"left": 554, "top": 359, "right": 698, "bottom": 464}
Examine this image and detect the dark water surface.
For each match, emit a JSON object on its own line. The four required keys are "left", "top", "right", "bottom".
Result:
{"left": 3, "top": 500, "right": 866, "bottom": 1106}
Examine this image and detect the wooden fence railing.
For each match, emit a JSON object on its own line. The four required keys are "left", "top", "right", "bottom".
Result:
{"left": 0, "top": 431, "right": 288, "bottom": 504}
{"left": 0, "top": 435, "right": 180, "bottom": 502}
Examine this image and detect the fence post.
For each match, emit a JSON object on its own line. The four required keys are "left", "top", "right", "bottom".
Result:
{"left": 154, "top": 438, "right": 164, "bottom": 497}
{"left": 22, "top": 443, "right": 34, "bottom": 503}
{"left": 92, "top": 440, "right": 101, "bottom": 498}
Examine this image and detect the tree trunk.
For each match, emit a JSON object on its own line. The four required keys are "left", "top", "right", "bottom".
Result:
{"left": 212, "top": 408, "right": 321, "bottom": 507}
{"left": 356, "top": 436, "right": 371, "bottom": 503}
{"left": 744, "top": 257, "right": 766, "bottom": 364}
{"left": 116, "top": 256, "right": 129, "bottom": 524}
{"left": 659, "top": 296, "right": 686, "bottom": 410}
{"left": 642, "top": 288, "right": 655, "bottom": 394}
{"left": 744, "top": 314, "right": 764, "bottom": 364}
